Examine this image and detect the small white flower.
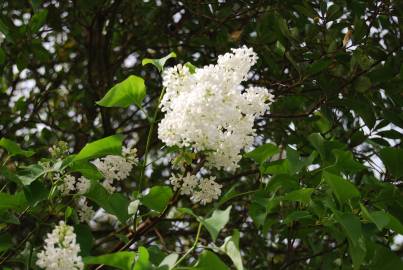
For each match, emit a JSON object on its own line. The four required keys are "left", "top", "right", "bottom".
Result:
{"left": 92, "top": 148, "right": 138, "bottom": 193}
{"left": 192, "top": 176, "right": 222, "bottom": 205}
{"left": 128, "top": 200, "right": 140, "bottom": 215}
{"left": 76, "top": 197, "right": 95, "bottom": 223}
{"left": 180, "top": 173, "right": 198, "bottom": 196}
{"left": 58, "top": 174, "right": 76, "bottom": 195}
{"left": 169, "top": 174, "right": 182, "bottom": 191}
{"left": 123, "top": 147, "right": 139, "bottom": 165}
{"left": 36, "top": 221, "right": 84, "bottom": 270}
{"left": 75, "top": 176, "right": 91, "bottom": 194}
{"left": 169, "top": 173, "right": 222, "bottom": 205}
{"left": 101, "top": 178, "right": 116, "bottom": 193}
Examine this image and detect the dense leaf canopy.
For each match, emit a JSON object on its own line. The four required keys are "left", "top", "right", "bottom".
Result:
{"left": 0, "top": 0, "right": 403, "bottom": 269}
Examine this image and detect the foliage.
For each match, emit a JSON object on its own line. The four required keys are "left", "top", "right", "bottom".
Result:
{"left": 0, "top": 0, "right": 403, "bottom": 269}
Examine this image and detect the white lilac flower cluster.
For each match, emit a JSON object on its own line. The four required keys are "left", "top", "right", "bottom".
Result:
{"left": 58, "top": 175, "right": 91, "bottom": 195}
{"left": 36, "top": 221, "right": 84, "bottom": 270}
{"left": 92, "top": 147, "right": 138, "bottom": 193}
{"left": 76, "top": 197, "right": 95, "bottom": 223}
{"left": 159, "top": 46, "right": 273, "bottom": 171}
{"left": 170, "top": 173, "right": 222, "bottom": 205}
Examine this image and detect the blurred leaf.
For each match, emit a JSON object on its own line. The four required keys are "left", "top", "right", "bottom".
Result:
{"left": 354, "top": 76, "right": 371, "bottom": 93}
{"left": 0, "top": 233, "right": 12, "bottom": 252}
{"left": 274, "top": 41, "right": 285, "bottom": 56}
{"left": 0, "top": 47, "right": 5, "bottom": 64}
{"left": 29, "top": 10, "right": 48, "bottom": 33}
{"left": 306, "top": 59, "right": 332, "bottom": 76}
{"left": 0, "top": 191, "right": 27, "bottom": 211}
{"left": 369, "top": 245, "right": 403, "bottom": 270}
{"left": 379, "top": 148, "right": 403, "bottom": 178}
{"left": 0, "top": 138, "right": 34, "bottom": 157}
{"left": 141, "top": 186, "right": 173, "bottom": 213}
{"left": 17, "top": 164, "right": 45, "bottom": 185}
{"left": 97, "top": 75, "right": 146, "bottom": 108}
{"left": 327, "top": 4, "right": 342, "bottom": 21}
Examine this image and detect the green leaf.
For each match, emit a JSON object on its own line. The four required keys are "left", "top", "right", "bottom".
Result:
{"left": 214, "top": 183, "right": 241, "bottom": 209}
{"left": 0, "top": 47, "right": 5, "bottom": 65}
{"left": 335, "top": 213, "right": 366, "bottom": 269}
{"left": 284, "top": 210, "right": 312, "bottom": 224}
{"left": 0, "top": 191, "right": 27, "bottom": 211}
{"left": 0, "top": 138, "right": 34, "bottom": 157}
{"left": 306, "top": 59, "right": 332, "bottom": 76}
{"left": 23, "top": 180, "right": 49, "bottom": 206}
{"left": 85, "top": 181, "right": 129, "bottom": 223}
{"left": 327, "top": 4, "right": 342, "bottom": 21}
{"left": 73, "top": 134, "right": 123, "bottom": 162}
{"left": 354, "top": 76, "right": 371, "bottom": 92}
{"left": 274, "top": 41, "right": 285, "bottom": 56}
{"left": 17, "top": 164, "right": 45, "bottom": 185}
{"left": 332, "top": 149, "right": 365, "bottom": 173}
{"left": 0, "top": 233, "right": 12, "bottom": 252}
{"left": 385, "top": 213, "right": 403, "bottom": 234}
{"left": 244, "top": 143, "right": 279, "bottom": 164}
{"left": 370, "top": 245, "right": 403, "bottom": 270}
{"left": 379, "top": 147, "right": 403, "bottom": 178}
{"left": 308, "top": 133, "right": 326, "bottom": 159}
{"left": 283, "top": 188, "right": 314, "bottom": 204}
{"left": 142, "top": 52, "right": 177, "bottom": 72}
{"left": 141, "top": 186, "right": 173, "bottom": 213}
{"left": 134, "top": 247, "right": 155, "bottom": 270}
{"left": 97, "top": 75, "right": 146, "bottom": 108}
{"left": 75, "top": 224, "right": 94, "bottom": 257}
{"left": 260, "top": 159, "right": 290, "bottom": 175}
{"left": 84, "top": 251, "right": 135, "bottom": 270}
{"left": 29, "top": 10, "right": 48, "bottom": 33}
{"left": 220, "top": 230, "right": 243, "bottom": 270}
{"left": 201, "top": 206, "right": 231, "bottom": 241}
{"left": 69, "top": 161, "right": 103, "bottom": 180}
{"left": 184, "top": 62, "right": 196, "bottom": 73}
{"left": 286, "top": 146, "right": 316, "bottom": 174}
{"left": 293, "top": 4, "right": 317, "bottom": 18}
{"left": 322, "top": 171, "right": 360, "bottom": 204}
{"left": 109, "top": 193, "right": 130, "bottom": 222}
{"left": 193, "top": 250, "right": 229, "bottom": 270}
{"left": 0, "top": 211, "right": 20, "bottom": 224}
{"left": 158, "top": 254, "right": 178, "bottom": 270}
{"left": 359, "top": 204, "right": 389, "bottom": 231}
